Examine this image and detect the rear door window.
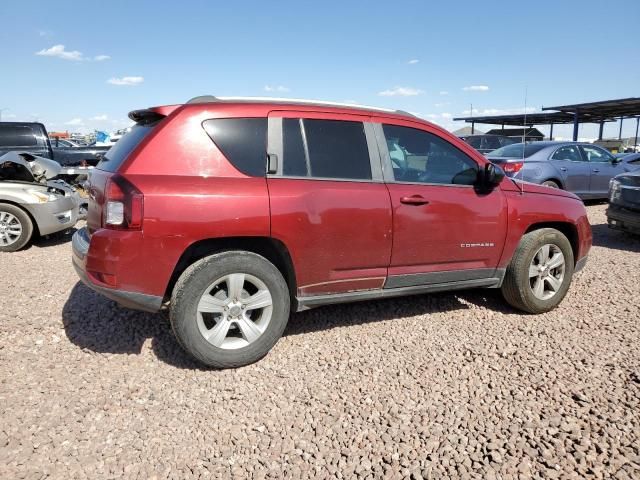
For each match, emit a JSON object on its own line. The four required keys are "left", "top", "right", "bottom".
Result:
{"left": 281, "top": 118, "right": 371, "bottom": 180}
{"left": 203, "top": 118, "right": 267, "bottom": 176}
{"left": 98, "top": 124, "right": 157, "bottom": 172}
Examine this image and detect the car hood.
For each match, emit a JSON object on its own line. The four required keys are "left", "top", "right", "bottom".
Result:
{"left": 0, "top": 151, "right": 61, "bottom": 184}
{"left": 508, "top": 179, "right": 581, "bottom": 200}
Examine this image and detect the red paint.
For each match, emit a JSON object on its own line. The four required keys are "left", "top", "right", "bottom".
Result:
{"left": 78, "top": 100, "right": 591, "bottom": 302}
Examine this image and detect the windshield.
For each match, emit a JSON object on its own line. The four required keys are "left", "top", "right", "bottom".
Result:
{"left": 489, "top": 143, "right": 547, "bottom": 158}
{"left": 98, "top": 123, "right": 156, "bottom": 172}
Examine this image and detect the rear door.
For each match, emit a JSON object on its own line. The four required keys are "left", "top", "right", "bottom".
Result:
{"left": 375, "top": 118, "right": 507, "bottom": 287}
{"left": 266, "top": 111, "right": 392, "bottom": 297}
{"left": 549, "top": 145, "right": 591, "bottom": 196}
{"left": 580, "top": 144, "right": 626, "bottom": 197}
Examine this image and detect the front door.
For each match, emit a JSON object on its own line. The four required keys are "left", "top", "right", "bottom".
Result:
{"left": 580, "top": 144, "right": 626, "bottom": 197}
{"left": 375, "top": 120, "right": 507, "bottom": 288}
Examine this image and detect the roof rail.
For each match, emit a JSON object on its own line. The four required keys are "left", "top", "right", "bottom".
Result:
{"left": 185, "top": 95, "right": 417, "bottom": 118}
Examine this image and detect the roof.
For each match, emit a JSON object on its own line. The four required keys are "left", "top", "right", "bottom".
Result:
{"left": 452, "top": 111, "right": 577, "bottom": 126}
{"left": 185, "top": 95, "right": 417, "bottom": 119}
{"left": 543, "top": 97, "right": 640, "bottom": 121}
{"left": 452, "top": 126, "right": 484, "bottom": 136}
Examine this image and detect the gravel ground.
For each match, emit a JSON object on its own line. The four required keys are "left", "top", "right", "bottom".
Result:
{"left": 1, "top": 203, "right": 639, "bottom": 479}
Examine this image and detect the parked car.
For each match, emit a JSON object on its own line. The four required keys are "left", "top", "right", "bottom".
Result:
{"left": 615, "top": 152, "right": 640, "bottom": 167}
{"left": 0, "top": 122, "right": 110, "bottom": 182}
{"left": 462, "top": 134, "right": 519, "bottom": 154}
{"left": 72, "top": 96, "right": 592, "bottom": 368}
{"left": 486, "top": 141, "right": 636, "bottom": 199}
{"left": 607, "top": 169, "right": 640, "bottom": 235}
{"left": 0, "top": 151, "right": 81, "bottom": 251}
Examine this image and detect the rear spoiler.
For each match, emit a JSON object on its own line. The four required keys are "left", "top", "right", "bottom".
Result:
{"left": 128, "top": 104, "right": 181, "bottom": 124}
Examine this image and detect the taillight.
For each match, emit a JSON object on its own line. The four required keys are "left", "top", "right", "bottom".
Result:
{"left": 104, "top": 174, "right": 143, "bottom": 230}
{"left": 502, "top": 161, "right": 524, "bottom": 175}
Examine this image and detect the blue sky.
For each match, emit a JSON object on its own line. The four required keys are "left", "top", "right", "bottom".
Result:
{"left": 1, "top": 0, "right": 638, "bottom": 139}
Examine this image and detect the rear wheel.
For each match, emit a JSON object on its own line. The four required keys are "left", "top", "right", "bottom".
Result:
{"left": 170, "top": 251, "right": 290, "bottom": 368}
{"left": 0, "top": 203, "right": 33, "bottom": 252}
{"left": 542, "top": 180, "right": 560, "bottom": 189}
{"left": 501, "top": 228, "right": 574, "bottom": 313}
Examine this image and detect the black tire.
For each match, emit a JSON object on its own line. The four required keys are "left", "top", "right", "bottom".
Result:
{"left": 0, "top": 203, "right": 34, "bottom": 252}
{"left": 170, "top": 251, "right": 290, "bottom": 368}
{"left": 501, "top": 228, "right": 574, "bottom": 314}
{"left": 542, "top": 180, "right": 560, "bottom": 189}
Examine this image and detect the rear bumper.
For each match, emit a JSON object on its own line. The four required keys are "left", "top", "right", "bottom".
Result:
{"left": 607, "top": 205, "right": 640, "bottom": 234}
{"left": 72, "top": 227, "right": 163, "bottom": 312}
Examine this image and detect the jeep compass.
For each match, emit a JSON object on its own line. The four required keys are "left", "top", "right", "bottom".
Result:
{"left": 72, "top": 96, "right": 592, "bottom": 368}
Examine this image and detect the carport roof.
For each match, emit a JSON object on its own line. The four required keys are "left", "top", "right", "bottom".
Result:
{"left": 452, "top": 111, "right": 577, "bottom": 126}
{"left": 542, "top": 97, "right": 640, "bottom": 121}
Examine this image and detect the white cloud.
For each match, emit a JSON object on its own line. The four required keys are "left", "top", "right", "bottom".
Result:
{"left": 36, "top": 44, "right": 83, "bottom": 61}
{"left": 94, "top": 55, "right": 111, "bottom": 61}
{"left": 463, "top": 85, "right": 490, "bottom": 92}
{"left": 378, "top": 86, "right": 423, "bottom": 97}
{"left": 439, "top": 91, "right": 449, "bottom": 96}
{"left": 65, "top": 118, "right": 84, "bottom": 126}
{"left": 434, "top": 102, "right": 450, "bottom": 107}
{"left": 407, "top": 59, "right": 419, "bottom": 65}
{"left": 91, "top": 114, "right": 108, "bottom": 121}
{"left": 107, "top": 76, "right": 144, "bottom": 86}
{"left": 264, "top": 85, "right": 290, "bottom": 92}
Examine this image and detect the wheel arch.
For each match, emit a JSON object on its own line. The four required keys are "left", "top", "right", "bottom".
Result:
{"left": 0, "top": 200, "right": 39, "bottom": 237}
{"left": 524, "top": 222, "right": 578, "bottom": 265}
{"left": 165, "top": 236, "right": 297, "bottom": 304}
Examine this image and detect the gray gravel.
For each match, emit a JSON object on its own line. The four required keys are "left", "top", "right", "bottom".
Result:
{"left": 1, "top": 203, "right": 639, "bottom": 479}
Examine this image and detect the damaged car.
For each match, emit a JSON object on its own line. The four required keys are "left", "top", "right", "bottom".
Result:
{"left": 0, "top": 151, "right": 82, "bottom": 252}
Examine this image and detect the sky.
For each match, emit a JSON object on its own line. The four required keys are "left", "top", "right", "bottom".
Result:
{"left": 1, "top": 0, "right": 639, "bottom": 140}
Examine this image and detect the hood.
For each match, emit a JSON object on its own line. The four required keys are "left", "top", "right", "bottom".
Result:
{"left": 506, "top": 179, "right": 581, "bottom": 200}
{"left": 0, "top": 151, "right": 61, "bottom": 184}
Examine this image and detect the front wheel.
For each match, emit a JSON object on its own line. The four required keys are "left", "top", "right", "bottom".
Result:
{"left": 0, "top": 203, "right": 34, "bottom": 252}
{"left": 170, "top": 251, "right": 290, "bottom": 368}
{"left": 542, "top": 180, "right": 560, "bottom": 189}
{"left": 501, "top": 228, "right": 574, "bottom": 313}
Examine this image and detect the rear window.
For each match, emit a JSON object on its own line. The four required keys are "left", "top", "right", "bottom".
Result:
{"left": 203, "top": 118, "right": 267, "bottom": 176}
{"left": 98, "top": 124, "right": 156, "bottom": 172}
{"left": 0, "top": 125, "right": 39, "bottom": 147}
{"left": 489, "top": 143, "right": 547, "bottom": 158}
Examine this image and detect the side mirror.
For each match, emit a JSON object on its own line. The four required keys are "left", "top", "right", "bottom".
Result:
{"left": 611, "top": 157, "right": 622, "bottom": 164}
{"left": 480, "top": 163, "right": 505, "bottom": 190}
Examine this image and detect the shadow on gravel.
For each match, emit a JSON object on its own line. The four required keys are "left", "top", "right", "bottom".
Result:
{"left": 284, "top": 288, "right": 515, "bottom": 337}
{"left": 32, "top": 227, "right": 79, "bottom": 249}
{"left": 62, "top": 282, "right": 208, "bottom": 370}
{"left": 63, "top": 280, "right": 516, "bottom": 367}
{"left": 590, "top": 223, "right": 640, "bottom": 253}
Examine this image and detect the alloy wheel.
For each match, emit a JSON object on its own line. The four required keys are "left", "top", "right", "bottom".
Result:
{"left": 0, "top": 211, "right": 23, "bottom": 247}
{"left": 528, "top": 244, "right": 565, "bottom": 300}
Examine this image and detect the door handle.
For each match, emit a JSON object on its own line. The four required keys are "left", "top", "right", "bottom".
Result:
{"left": 592, "top": 169, "right": 600, "bottom": 173}
{"left": 559, "top": 167, "right": 567, "bottom": 172}
{"left": 400, "top": 195, "right": 429, "bottom": 206}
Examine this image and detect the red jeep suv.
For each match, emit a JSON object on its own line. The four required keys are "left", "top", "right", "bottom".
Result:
{"left": 72, "top": 96, "right": 592, "bottom": 368}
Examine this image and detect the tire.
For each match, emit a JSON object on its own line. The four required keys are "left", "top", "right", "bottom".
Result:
{"left": 501, "top": 228, "right": 574, "bottom": 314}
{"left": 542, "top": 180, "right": 560, "bottom": 189}
{"left": 170, "top": 251, "right": 290, "bottom": 368}
{"left": 0, "top": 203, "right": 34, "bottom": 252}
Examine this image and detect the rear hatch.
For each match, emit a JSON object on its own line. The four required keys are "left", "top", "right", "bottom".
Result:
{"left": 86, "top": 110, "right": 166, "bottom": 234}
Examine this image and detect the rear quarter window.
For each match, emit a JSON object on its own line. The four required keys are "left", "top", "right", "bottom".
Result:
{"left": 203, "top": 118, "right": 267, "bottom": 176}
{"left": 98, "top": 124, "right": 156, "bottom": 172}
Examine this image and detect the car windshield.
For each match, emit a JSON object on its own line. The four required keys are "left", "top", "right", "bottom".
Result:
{"left": 489, "top": 143, "right": 547, "bottom": 158}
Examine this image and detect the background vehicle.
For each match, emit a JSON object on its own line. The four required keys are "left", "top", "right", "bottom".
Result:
{"left": 608, "top": 169, "right": 640, "bottom": 235}
{"left": 0, "top": 122, "right": 110, "bottom": 182}
{"left": 72, "top": 97, "right": 591, "bottom": 368}
{"left": 486, "top": 141, "right": 636, "bottom": 199}
{"left": 461, "top": 134, "right": 518, "bottom": 154}
{"left": 0, "top": 151, "right": 80, "bottom": 251}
